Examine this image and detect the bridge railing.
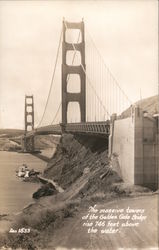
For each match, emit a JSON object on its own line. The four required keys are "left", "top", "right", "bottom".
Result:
{"left": 24, "top": 121, "right": 110, "bottom": 138}
{"left": 35, "top": 124, "right": 62, "bottom": 135}
{"left": 65, "top": 121, "right": 110, "bottom": 136}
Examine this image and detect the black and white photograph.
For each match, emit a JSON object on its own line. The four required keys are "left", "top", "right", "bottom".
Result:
{"left": 0, "top": 0, "right": 158, "bottom": 249}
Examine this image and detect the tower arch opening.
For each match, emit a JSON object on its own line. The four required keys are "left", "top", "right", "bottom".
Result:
{"left": 65, "top": 29, "right": 82, "bottom": 44}
{"left": 66, "top": 50, "right": 81, "bottom": 66}
{"left": 67, "top": 102, "right": 81, "bottom": 123}
{"left": 67, "top": 74, "right": 81, "bottom": 93}
{"left": 27, "top": 115, "right": 32, "bottom": 123}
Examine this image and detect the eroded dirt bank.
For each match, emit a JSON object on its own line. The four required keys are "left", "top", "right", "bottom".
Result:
{"left": 44, "top": 134, "right": 120, "bottom": 192}
{"left": 0, "top": 134, "right": 153, "bottom": 250}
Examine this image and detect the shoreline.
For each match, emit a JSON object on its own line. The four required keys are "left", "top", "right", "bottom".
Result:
{"left": 0, "top": 146, "right": 59, "bottom": 238}
{"left": 0, "top": 148, "right": 56, "bottom": 228}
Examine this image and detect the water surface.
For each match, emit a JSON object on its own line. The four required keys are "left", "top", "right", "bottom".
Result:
{"left": 0, "top": 151, "right": 47, "bottom": 214}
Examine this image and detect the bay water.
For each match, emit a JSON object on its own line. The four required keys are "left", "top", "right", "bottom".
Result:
{"left": 0, "top": 151, "right": 47, "bottom": 214}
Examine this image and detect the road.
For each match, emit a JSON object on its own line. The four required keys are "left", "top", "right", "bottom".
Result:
{"left": 47, "top": 194, "right": 158, "bottom": 250}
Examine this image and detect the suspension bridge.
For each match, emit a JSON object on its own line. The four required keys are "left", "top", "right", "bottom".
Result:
{"left": 21, "top": 19, "right": 132, "bottom": 152}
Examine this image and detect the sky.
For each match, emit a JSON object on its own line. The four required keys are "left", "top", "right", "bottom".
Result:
{"left": 0, "top": 0, "right": 158, "bottom": 129}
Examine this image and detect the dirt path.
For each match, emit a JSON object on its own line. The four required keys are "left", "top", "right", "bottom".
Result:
{"left": 47, "top": 194, "right": 158, "bottom": 250}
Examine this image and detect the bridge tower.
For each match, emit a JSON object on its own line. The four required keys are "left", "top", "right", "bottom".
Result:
{"left": 62, "top": 19, "right": 86, "bottom": 124}
{"left": 22, "top": 95, "right": 35, "bottom": 152}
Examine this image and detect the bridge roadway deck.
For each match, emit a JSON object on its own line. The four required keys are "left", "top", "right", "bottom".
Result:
{"left": 24, "top": 121, "right": 110, "bottom": 138}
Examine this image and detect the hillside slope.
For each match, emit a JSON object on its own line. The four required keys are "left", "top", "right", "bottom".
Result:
{"left": 44, "top": 134, "right": 114, "bottom": 191}
{"left": 0, "top": 129, "right": 24, "bottom": 137}
{"left": 121, "top": 95, "right": 158, "bottom": 118}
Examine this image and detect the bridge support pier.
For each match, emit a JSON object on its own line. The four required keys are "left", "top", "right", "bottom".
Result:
{"left": 108, "top": 113, "right": 117, "bottom": 156}
{"left": 21, "top": 136, "right": 35, "bottom": 153}
{"left": 60, "top": 123, "right": 66, "bottom": 134}
{"left": 21, "top": 95, "right": 35, "bottom": 153}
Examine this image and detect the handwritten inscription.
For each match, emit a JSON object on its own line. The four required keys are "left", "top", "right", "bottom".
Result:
{"left": 82, "top": 205, "right": 147, "bottom": 234}
{"left": 9, "top": 228, "right": 30, "bottom": 234}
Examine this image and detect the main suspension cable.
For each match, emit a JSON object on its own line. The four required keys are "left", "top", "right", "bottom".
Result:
{"left": 51, "top": 102, "right": 62, "bottom": 124}
{"left": 37, "top": 28, "right": 63, "bottom": 128}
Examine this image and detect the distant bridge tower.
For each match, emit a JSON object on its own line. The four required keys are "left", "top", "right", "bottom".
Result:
{"left": 62, "top": 19, "right": 86, "bottom": 124}
{"left": 22, "top": 95, "right": 35, "bottom": 152}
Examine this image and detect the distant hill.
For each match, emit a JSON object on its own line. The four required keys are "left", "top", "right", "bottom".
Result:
{"left": 0, "top": 129, "right": 24, "bottom": 138}
{"left": 35, "top": 135, "right": 60, "bottom": 149}
{"left": 121, "top": 95, "right": 158, "bottom": 118}
{"left": 0, "top": 131, "right": 59, "bottom": 151}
